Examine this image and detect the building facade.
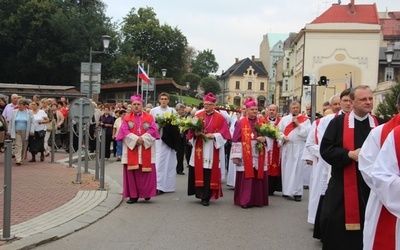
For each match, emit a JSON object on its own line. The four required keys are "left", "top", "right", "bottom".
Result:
{"left": 218, "top": 57, "right": 268, "bottom": 110}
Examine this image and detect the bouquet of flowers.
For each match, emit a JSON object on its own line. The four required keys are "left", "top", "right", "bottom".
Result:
{"left": 254, "top": 123, "right": 281, "bottom": 153}
{"left": 155, "top": 112, "right": 179, "bottom": 131}
{"left": 177, "top": 116, "right": 209, "bottom": 142}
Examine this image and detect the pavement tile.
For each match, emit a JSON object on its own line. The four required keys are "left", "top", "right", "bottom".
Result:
{"left": 0, "top": 150, "right": 109, "bottom": 248}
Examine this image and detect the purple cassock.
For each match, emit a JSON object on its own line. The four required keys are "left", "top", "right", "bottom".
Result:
{"left": 231, "top": 117, "right": 269, "bottom": 208}
{"left": 116, "top": 112, "right": 159, "bottom": 200}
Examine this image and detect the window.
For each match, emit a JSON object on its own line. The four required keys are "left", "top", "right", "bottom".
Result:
{"left": 260, "top": 82, "right": 265, "bottom": 91}
{"left": 385, "top": 67, "right": 394, "bottom": 81}
{"left": 235, "top": 81, "right": 240, "bottom": 89}
{"left": 248, "top": 82, "right": 252, "bottom": 90}
{"left": 286, "top": 58, "right": 290, "bottom": 69}
{"left": 285, "top": 80, "right": 288, "bottom": 91}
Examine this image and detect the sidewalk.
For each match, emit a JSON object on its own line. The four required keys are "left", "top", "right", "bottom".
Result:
{"left": 0, "top": 150, "right": 122, "bottom": 250}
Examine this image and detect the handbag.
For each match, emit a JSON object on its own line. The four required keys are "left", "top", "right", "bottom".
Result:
{"left": 37, "top": 130, "right": 46, "bottom": 138}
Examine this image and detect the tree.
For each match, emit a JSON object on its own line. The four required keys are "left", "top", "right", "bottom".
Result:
{"left": 375, "top": 80, "right": 400, "bottom": 120}
{"left": 0, "top": 0, "right": 116, "bottom": 85}
{"left": 121, "top": 7, "right": 187, "bottom": 81}
{"left": 191, "top": 49, "right": 219, "bottom": 78}
{"left": 200, "top": 76, "right": 221, "bottom": 95}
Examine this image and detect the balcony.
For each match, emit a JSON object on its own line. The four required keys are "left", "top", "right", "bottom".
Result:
{"left": 282, "top": 69, "right": 292, "bottom": 78}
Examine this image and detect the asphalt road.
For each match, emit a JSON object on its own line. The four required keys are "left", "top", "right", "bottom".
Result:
{"left": 37, "top": 161, "right": 322, "bottom": 250}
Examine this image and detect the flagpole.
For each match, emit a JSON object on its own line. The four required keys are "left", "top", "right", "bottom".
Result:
{"left": 141, "top": 63, "right": 144, "bottom": 98}
{"left": 146, "top": 64, "right": 150, "bottom": 105}
{"left": 136, "top": 62, "right": 140, "bottom": 95}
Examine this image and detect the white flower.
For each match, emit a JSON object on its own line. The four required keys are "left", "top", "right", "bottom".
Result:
{"left": 191, "top": 117, "right": 199, "bottom": 125}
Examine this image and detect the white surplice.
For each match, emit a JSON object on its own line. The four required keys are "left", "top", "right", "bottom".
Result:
{"left": 226, "top": 112, "right": 239, "bottom": 187}
{"left": 278, "top": 114, "right": 311, "bottom": 196}
{"left": 150, "top": 106, "right": 177, "bottom": 192}
{"left": 359, "top": 128, "right": 400, "bottom": 250}
{"left": 304, "top": 120, "right": 319, "bottom": 224}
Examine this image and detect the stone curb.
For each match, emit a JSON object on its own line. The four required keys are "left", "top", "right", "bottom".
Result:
{"left": 0, "top": 156, "right": 122, "bottom": 250}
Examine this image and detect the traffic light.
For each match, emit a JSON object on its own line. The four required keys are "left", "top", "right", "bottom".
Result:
{"left": 302, "top": 76, "right": 310, "bottom": 85}
{"left": 319, "top": 76, "right": 327, "bottom": 86}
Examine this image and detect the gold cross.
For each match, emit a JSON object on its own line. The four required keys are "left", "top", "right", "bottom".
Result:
{"left": 196, "top": 147, "right": 202, "bottom": 158}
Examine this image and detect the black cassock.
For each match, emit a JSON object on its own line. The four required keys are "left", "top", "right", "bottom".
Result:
{"left": 319, "top": 114, "right": 384, "bottom": 250}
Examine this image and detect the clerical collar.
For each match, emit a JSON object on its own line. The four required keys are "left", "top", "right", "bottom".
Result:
{"left": 353, "top": 112, "right": 369, "bottom": 121}
{"left": 134, "top": 112, "right": 142, "bottom": 117}
{"left": 268, "top": 117, "right": 276, "bottom": 121}
{"left": 206, "top": 112, "right": 214, "bottom": 116}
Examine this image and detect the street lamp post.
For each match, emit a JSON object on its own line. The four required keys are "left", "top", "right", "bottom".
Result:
{"left": 179, "top": 82, "right": 190, "bottom": 103}
{"left": 385, "top": 44, "right": 394, "bottom": 67}
{"left": 88, "top": 35, "right": 111, "bottom": 99}
{"left": 155, "top": 69, "right": 167, "bottom": 105}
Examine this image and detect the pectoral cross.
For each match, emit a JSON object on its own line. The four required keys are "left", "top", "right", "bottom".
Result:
{"left": 196, "top": 147, "right": 202, "bottom": 159}
{"left": 243, "top": 126, "right": 251, "bottom": 139}
{"left": 251, "top": 133, "right": 254, "bottom": 139}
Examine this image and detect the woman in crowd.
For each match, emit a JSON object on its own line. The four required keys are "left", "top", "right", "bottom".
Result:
{"left": 7, "top": 99, "right": 34, "bottom": 165}
{"left": 99, "top": 105, "right": 114, "bottom": 159}
{"left": 41, "top": 98, "right": 53, "bottom": 156}
{"left": 112, "top": 109, "right": 126, "bottom": 161}
{"left": 28, "top": 100, "right": 49, "bottom": 162}
{"left": 51, "top": 103, "right": 64, "bottom": 134}
{"left": 57, "top": 101, "right": 69, "bottom": 149}
{"left": 0, "top": 97, "right": 8, "bottom": 152}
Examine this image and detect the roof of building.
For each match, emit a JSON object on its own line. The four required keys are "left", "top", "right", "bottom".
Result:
{"left": 266, "top": 33, "right": 289, "bottom": 50}
{"left": 0, "top": 83, "right": 85, "bottom": 99}
{"left": 283, "top": 33, "right": 298, "bottom": 49}
{"left": 219, "top": 58, "right": 268, "bottom": 79}
{"left": 311, "top": 3, "right": 379, "bottom": 24}
{"left": 380, "top": 11, "right": 400, "bottom": 40}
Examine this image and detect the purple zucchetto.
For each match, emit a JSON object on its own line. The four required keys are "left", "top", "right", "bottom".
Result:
{"left": 130, "top": 94, "right": 144, "bottom": 103}
{"left": 203, "top": 93, "right": 217, "bottom": 103}
{"left": 244, "top": 97, "right": 257, "bottom": 108}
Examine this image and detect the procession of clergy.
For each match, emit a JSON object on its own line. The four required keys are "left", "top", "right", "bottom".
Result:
{"left": 116, "top": 85, "right": 400, "bottom": 250}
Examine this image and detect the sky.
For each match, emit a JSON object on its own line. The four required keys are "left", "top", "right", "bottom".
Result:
{"left": 102, "top": 0, "right": 399, "bottom": 75}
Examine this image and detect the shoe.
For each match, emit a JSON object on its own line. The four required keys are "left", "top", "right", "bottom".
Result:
{"left": 45, "top": 152, "right": 50, "bottom": 157}
{"left": 303, "top": 185, "right": 309, "bottom": 190}
{"left": 294, "top": 196, "right": 302, "bottom": 202}
{"left": 116, "top": 158, "right": 121, "bottom": 162}
{"left": 157, "top": 190, "right": 165, "bottom": 195}
{"left": 16, "top": 162, "right": 21, "bottom": 166}
{"left": 282, "top": 194, "right": 289, "bottom": 198}
{"left": 201, "top": 199, "right": 209, "bottom": 206}
{"left": 145, "top": 198, "right": 151, "bottom": 201}
{"left": 127, "top": 198, "right": 138, "bottom": 204}
{"left": 241, "top": 205, "right": 249, "bottom": 209}
{"left": 40, "top": 155, "right": 45, "bottom": 162}
{"left": 28, "top": 159, "right": 36, "bottom": 162}
{"left": 177, "top": 172, "right": 185, "bottom": 175}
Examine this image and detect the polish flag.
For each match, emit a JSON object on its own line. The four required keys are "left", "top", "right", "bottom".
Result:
{"left": 138, "top": 66, "right": 150, "bottom": 84}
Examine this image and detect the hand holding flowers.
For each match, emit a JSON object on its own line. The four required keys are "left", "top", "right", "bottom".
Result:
{"left": 177, "top": 117, "right": 209, "bottom": 142}
{"left": 155, "top": 112, "right": 179, "bottom": 131}
{"left": 254, "top": 123, "right": 280, "bottom": 153}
